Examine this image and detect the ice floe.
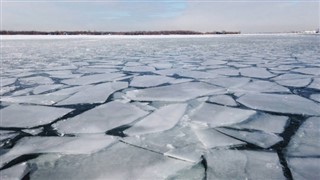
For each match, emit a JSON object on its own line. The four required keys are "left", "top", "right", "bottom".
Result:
{"left": 0, "top": 135, "right": 116, "bottom": 168}
{"left": 230, "top": 112, "right": 288, "bottom": 134}
{"left": 1, "top": 104, "right": 73, "bottom": 128}
{"left": 216, "top": 128, "right": 282, "bottom": 148}
{"left": 54, "top": 101, "right": 148, "bottom": 134}
{"left": 286, "top": 117, "right": 320, "bottom": 157}
{"left": 287, "top": 157, "right": 320, "bottom": 180}
{"left": 189, "top": 103, "right": 256, "bottom": 127}
{"left": 237, "top": 93, "right": 320, "bottom": 115}
{"left": 207, "top": 95, "right": 238, "bottom": 106}
{"left": 123, "top": 66, "right": 155, "bottom": 72}
{"left": 1, "top": 94, "right": 69, "bottom": 105}
{"left": 56, "top": 82, "right": 128, "bottom": 105}
{"left": 204, "top": 77, "right": 251, "bottom": 89}
{"left": 61, "top": 73, "right": 125, "bottom": 85}
{"left": 292, "top": 67, "right": 320, "bottom": 76}
{"left": 29, "top": 142, "right": 193, "bottom": 180}
{"left": 33, "top": 84, "right": 64, "bottom": 94}
{"left": 239, "top": 67, "right": 275, "bottom": 79}
{"left": 272, "top": 74, "right": 313, "bottom": 87}
{"left": 0, "top": 163, "right": 29, "bottom": 180}
{"left": 193, "top": 128, "right": 246, "bottom": 149}
{"left": 237, "top": 80, "right": 289, "bottom": 93}
{"left": 123, "top": 126, "right": 205, "bottom": 162}
{"left": 1, "top": 78, "right": 16, "bottom": 87}
{"left": 129, "top": 75, "right": 175, "bottom": 87}
{"left": 3, "top": 135, "right": 115, "bottom": 156}
{"left": 310, "top": 94, "right": 320, "bottom": 102}
{"left": 124, "top": 103, "right": 187, "bottom": 136}
{"left": 205, "top": 150, "right": 285, "bottom": 179}
{"left": 126, "top": 82, "right": 224, "bottom": 102}
{"left": 308, "top": 78, "right": 320, "bottom": 90}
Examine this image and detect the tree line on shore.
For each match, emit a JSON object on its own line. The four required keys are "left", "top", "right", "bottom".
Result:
{"left": 1, "top": 30, "right": 240, "bottom": 35}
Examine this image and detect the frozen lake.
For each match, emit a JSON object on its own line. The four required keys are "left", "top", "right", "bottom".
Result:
{"left": 1, "top": 35, "right": 319, "bottom": 179}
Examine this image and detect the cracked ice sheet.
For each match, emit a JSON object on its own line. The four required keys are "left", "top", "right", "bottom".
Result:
{"left": 189, "top": 103, "right": 256, "bottom": 127}
{"left": 237, "top": 93, "right": 320, "bottom": 116}
{"left": 56, "top": 82, "right": 128, "bottom": 105}
{"left": 239, "top": 67, "right": 275, "bottom": 79}
{"left": 0, "top": 104, "right": 73, "bottom": 128}
{"left": 0, "top": 135, "right": 115, "bottom": 168}
{"left": 61, "top": 73, "right": 125, "bottom": 85}
{"left": 0, "top": 163, "right": 29, "bottom": 180}
{"left": 287, "top": 158, "right": 320, "bottom": 180}
{"left": 216, "top": 127, "right": 283, "bottom": 148}
{"left": 205, "top": 150, "right": 285, "bottom": 180}
{"left": 29, "top": 142, "right": 193, "bottom": 180}
{"left": 54, "top": 101, "right": 148, "bottom": 134}
{"left": 124, "top": 103, "right": 187, "bottom": 136}
{"left": 123, "top": 126, "right": 205, "bottom": 163}
{"left": 126, "top": 82, "right": 224, "bottom": 102}
{"left": 129, "top": 75, "right": 175, "bottom": 88}
{"left": 286, "top": 117, "right": 320, "bottom": 157}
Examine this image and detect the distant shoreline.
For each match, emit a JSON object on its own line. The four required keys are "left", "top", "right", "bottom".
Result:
{"left": 0, "top": 30, "right": 241, "bottom": 35}
{"left": 2, "top": 33, "right": 319, "bottom": 41}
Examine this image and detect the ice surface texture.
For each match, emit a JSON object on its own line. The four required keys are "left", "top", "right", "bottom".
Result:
{"left": 1, "top": 35, "right": 319, "bottom": 179}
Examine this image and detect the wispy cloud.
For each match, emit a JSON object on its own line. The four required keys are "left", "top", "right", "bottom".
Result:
{"left": 2, "top": 0, "right": 319, "bottom": 32}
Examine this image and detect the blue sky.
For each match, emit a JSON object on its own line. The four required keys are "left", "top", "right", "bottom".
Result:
{"left": 2, "top": 0, "right": 319, "bottom": 33}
